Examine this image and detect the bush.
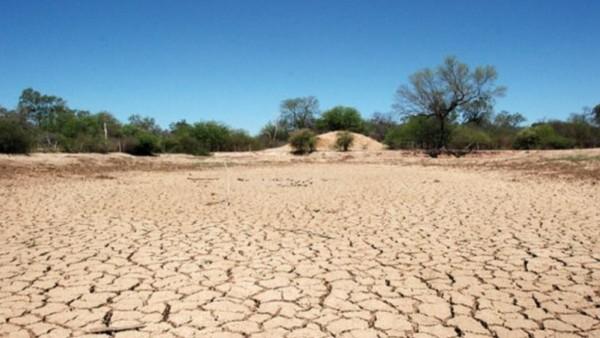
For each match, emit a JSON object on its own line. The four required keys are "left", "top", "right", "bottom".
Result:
{"left": 449, "top": 126, "right": 492, "bottom": 149}
{"left": 164, "top": 134, "right": 209, "bottom": 156}
{"left": 226, "top": 129, "right": 263, "bottom": 151}
{"left": 335, "top": 131, "right": 354, "bottom": 151}
{"left": 122, "top": 132, "right": 161, "bottom": 156}
{"left": 384, "top": 115, "right": 444, "bottom": 149}
{"left": 513, "top": 124, "right": 575, "bottom": 150}
{"left": 289, "top": 129, "right": 316, "bottom": 154}
{"left": 0, "top": 118, "right": 33, "bottom": 154}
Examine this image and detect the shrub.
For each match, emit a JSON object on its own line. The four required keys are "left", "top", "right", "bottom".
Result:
{"left": 164, "top": 134, "right": 209, "bottom": 156}
{"left": 122, "top": 132, "right": 161, "bottom": 156}
{"left": 384, "top": 115, "right": 443, "bottom": 149}
{"left": 449, "top": 126, "right": 493, "bottom": 149}
{"left": 289, "top": 129, "right": 316, "bottom": 154}
{"left": 226, "top": 129, "right": 262, "bottom": 151}
{"left": 0, "top": 118, "right": 33, "bottom": 154}
{"left": 335, "top": 131, "right": 354, "bottom": 151}
{"left": 513, "top": 124, "right": 576, "bottom": 150}
{"left": 513, "top": 128, "right": 539, "bottom": 150}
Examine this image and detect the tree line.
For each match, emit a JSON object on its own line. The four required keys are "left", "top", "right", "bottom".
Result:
{"left": 1, "top": 56, "right": 599, "bottom": 155}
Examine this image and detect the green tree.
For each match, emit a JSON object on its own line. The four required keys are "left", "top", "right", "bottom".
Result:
{"left": 316, "top": 106, "right": 365, "bottom": 133}
{"left": 592, "top": 104, "right": 600, "bottom": 126}
{"left": 384, "top": 115, "right": 443, "bottom": 149}
{"left": 395, "top": 56, "right": 506, "bottom": 149}
{"left": 127, "top": 114, "right": 162, "bottom": 134}
{"left": 164, "top": 120, "right": 208, "bottom": 155}
{"left": 191, "top": 121, "right": 231, "bottom": 152}
{"left": 17, "top": 88, "right": 67, "bottom": 128}
{"left": 493, "top": 111, "right": 526, "bottom": 129}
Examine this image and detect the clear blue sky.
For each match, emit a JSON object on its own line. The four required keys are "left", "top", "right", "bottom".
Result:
{"left": 1, "top": 0, "right": 598, "bottom": 134}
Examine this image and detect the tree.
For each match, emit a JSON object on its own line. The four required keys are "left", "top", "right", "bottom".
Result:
{"left": 316, "top": 106, "right": 365, "bottom": 133}
{"left": 17, "top": 88, "right": 67, "bottom": 128}
{"left": 259, "top": 121, "right": 289, "bottom": 148}
{"left": 462, "top": 97, "right": 493, "bottom": 126}
{"left": 395, "top": 56, "right": 506, "bottom": 149}
{"left": 592, "top": 104, "right": 600, "bottom": 126}
{"left": 126, "top": 114, "right": 162, "bottom": 134}
{"left": 366, "top": 112, "right": 396, "bottom": 141}
{"left": 279, "top": 96, "right": 319, "bottom": 130}
{"left": 493, "top": 111, "right": 526, "bottom": 129}
{"left": 384, "top": 115, "right": 443, "bottom": 149}
{"left": 191, "top": 121, "right": 231, "bottom": 152}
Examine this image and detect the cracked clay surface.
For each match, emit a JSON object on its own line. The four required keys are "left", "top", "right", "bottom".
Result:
{"left": 1, "top": 163, "right": 599, "bottom": 337}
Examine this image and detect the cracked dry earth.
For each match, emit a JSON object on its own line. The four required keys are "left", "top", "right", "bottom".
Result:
{"left": 1, "top": 163, "right": 599, "bottom": 338}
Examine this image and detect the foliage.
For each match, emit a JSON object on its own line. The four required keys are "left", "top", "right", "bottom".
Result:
{"left": 384, "top": 115, "right": 447, "bottom": 149}
{"left": 513, "top": 124, "right": 575, "bottom": 150}
{"left": 122, "top": 131, "right": 161, "bottom": 156}
{"left": 227, "top": 129, "right": 262, "bottom": 151}
{"left": 0, "top": 116, "right": 34, "bottom": 154}
{"left": 164, "top": 121, "right": 209, "bottom": 156}
{"left": 289, "top": 129, "right": 316, "bottom": 154}
{"left": 334, "top": 131, "right": 354, "bottom": 151}
{"left": 278, "top": 97, "right": 319, "bottom": 131}
{"left": 395, "top": 56, "right": 505, "bottom": 149}
{"left": 1, "top": 86, "right": 598, "bottom": 156}
{"left": 448, "top": 125, "right": 493, "bottom": 149}
{"left": 546, "top": 115, "right": 600, "bottom": 148}
{"left": 258, "top": 121, "right": 289, "bottom": 148}
{"left": 316, "top": 106, "right": 365, "bottom": 133}
{"left": 365, "top": 112, "right": 397, "bottom": 142}
{"left": 592, "top": 104, "right": 600, "bottom": 126}
{"left": 17, "top": 88, "right": 67, "bottom": 128}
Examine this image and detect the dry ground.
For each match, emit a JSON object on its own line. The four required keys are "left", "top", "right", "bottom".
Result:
{"left": 0, "top": 150, "right": 599, "bottom": 337}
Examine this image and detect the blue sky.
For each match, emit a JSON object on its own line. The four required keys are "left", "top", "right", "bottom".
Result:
{"left": 1, "top": 0, "right": 599, "bottom": 133}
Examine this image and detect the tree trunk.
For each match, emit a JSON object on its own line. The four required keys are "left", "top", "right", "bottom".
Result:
{"left": 438, "top": 117, "right": 446, "bottom": 150}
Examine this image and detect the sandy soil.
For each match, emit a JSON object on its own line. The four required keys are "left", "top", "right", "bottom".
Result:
{"left": 0, "top": 151, "right": 599, "bottom": 337}
{"left": 267, "top": 131, "right": 386, "bottom": 153}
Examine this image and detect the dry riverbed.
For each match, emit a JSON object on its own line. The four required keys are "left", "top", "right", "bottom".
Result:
{"left": 0, "top": 151, "right": 599, "bottom": 337}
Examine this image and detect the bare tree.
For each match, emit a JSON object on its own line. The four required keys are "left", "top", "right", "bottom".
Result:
{"left": 279, "top": 96, "right": 319, "bottom": 130}
{"left": 394, "top": 56, "right": 506, "bottom": 149}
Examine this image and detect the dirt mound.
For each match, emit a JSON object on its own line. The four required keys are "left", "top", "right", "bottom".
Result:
{"left": 266, "top": 131, "right": 386, "bottom": 153}
{"left": 315, "top": 131, "right": 385, "bottom": 151}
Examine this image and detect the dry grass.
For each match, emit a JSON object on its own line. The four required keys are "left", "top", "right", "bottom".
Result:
{"left": 1, "top": 148, "right": 599, "bottom": 182}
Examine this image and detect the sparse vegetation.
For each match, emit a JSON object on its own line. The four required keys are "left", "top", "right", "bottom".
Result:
{"left": 289, "top": 129, "right": 317, "bottom": 154}
{"left": 1, "top": 69, "right": 599, "bottom": 156}
{"left": 334, "top": 131, "right": 354, "bottom": 151}
{"left": 0, "top": 117, "right": 33, "bottom": 154}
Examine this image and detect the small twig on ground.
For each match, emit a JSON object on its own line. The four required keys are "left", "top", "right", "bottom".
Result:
{"left": 87, "top": 324, "right": 145, "bottom": 334}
